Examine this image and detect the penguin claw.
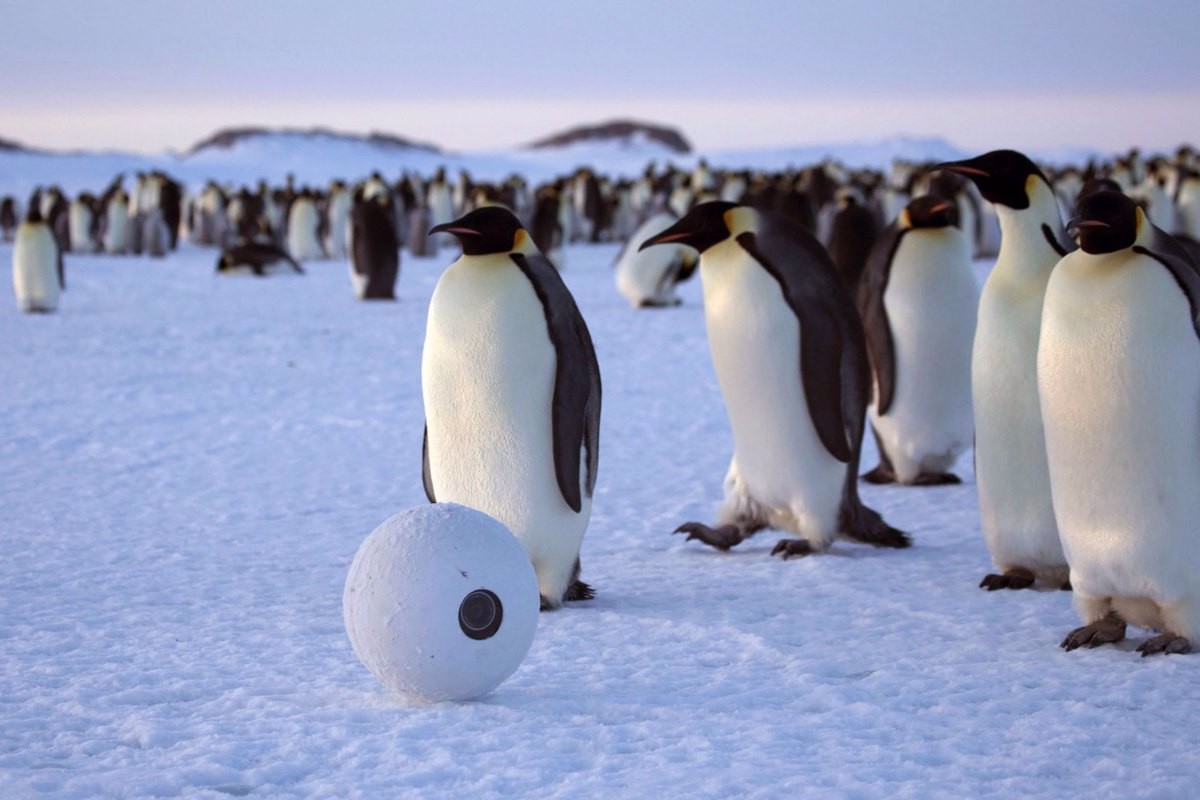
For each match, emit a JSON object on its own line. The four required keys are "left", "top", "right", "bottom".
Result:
{"left": 1137, "top": 634, "right": 1191, "bottom": 657}
{"left": 770, "top": 539, "right": 814, "bottom": 560}
{"left": 673, "top": 522, "right": 743, "bottom": 551}
{"left": 861, "top": 465, "right": 896, "bottom": 484}
{"left": 1061, "top": 614, "right": 1127, "bottom": 651}
{"left": 979, "top": 568, "right": 1036, "bottom": 591}
{"left": 564, "top": 580, "right": 594, "bottom": 602}
{"left": 910, "top": 472, "right": 962, "bottom": 486}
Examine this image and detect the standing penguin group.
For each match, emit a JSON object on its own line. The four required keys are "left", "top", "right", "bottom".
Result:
{"left": 11, "top": 140, "right": 1200, "bottom": 657}
{"left": 416, "top": 145, "right": 1200, "bottom": 664}
{"left": 934, "top": 149, "right": 1200, "bottom": 656}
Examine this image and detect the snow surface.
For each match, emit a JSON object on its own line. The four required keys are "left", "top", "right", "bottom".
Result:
{"left": 3, "top": 233, "right": 1199, "bottom": 799}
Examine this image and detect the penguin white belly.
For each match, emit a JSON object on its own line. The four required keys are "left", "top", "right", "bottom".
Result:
{"left": 973, "top": 268, "right": 1064, "bottom": 577}
{"left": 287, "top": 203, "right": 324, "bottom": 261}
{"left": 615, "top": 213, "right": 682, "bottom": 307}
{"left": 68, "top": 204, "right": 94, "bottom": 252}
{"left": 348, "top": 263, "right": 368, "bottom": 298}
{"left": 701, "top": 240, "right": 844, "bottom": 544}
{"left": 423, "top": 257, "right": 589, "bottom": 599}
{"left": 1177, "top": 182, "right": 1200, "bottom": 239}
{"left": 326, "top": 194, "right": 351, "bottom": 258}
{"left": 427, "top": 187, "right": 457, "bottom": 248}
{"left": 870, "top": 230, "right": 977, "bottom": 482}
{"left": 721, "top": 177, "right": 747, "bottom": 204}
{"left": 1039, "top": 253, "right": 1200, "bottom": 636}
{"left": 103, "top": 203, "right": 129, "bottom": 254}
{"left": 12, "top": 224, "right": 60, "bottom": 312}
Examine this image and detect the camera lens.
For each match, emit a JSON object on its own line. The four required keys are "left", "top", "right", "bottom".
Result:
{"left": 458, "top": 589, "right": 503, "bottom": 640}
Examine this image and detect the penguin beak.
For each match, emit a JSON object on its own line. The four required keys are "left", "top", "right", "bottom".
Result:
{"left": 638, "top": 218, "right": 698, "bottom": 251}
{"left": 428, "top": 221, "right": 481, "bottom": 238}
{"left": 1066, "top": 218, "right": 1110, "bottom": 237}
{"left": 929, "top": 201, "right": 954, "bottom": 214}
{"left": 936, "top": 161, "right": 990, "bottom": 179}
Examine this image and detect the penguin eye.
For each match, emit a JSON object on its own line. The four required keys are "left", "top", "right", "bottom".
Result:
{"left": 458, "top": 589, "right": 503, "bottom": 640}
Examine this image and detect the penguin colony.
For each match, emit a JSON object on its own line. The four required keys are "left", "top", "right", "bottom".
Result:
{"left": 9, "top": 143, "right": 1200, "bottom": 657}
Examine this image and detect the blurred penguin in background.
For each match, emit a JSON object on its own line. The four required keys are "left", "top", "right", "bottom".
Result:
{"left": 349, "top": 190, "right": 400, "bottom": 300}
{"left": 12, "top": 203, "right": 62, "bottom": 312}
{"left": 0, "top": 196, "right": 18, "bottom": 242}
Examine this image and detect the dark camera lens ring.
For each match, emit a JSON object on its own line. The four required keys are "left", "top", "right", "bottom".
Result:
{"left": 458, "top": 589, "right": 503, "bottom": 640}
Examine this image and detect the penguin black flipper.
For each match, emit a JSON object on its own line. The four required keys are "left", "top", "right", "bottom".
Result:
{"left": 1137, "top": 226, "right": 1200, "bottom": 341}
{"left": 1041, "top": 223, "right": 1075, "bottom": 258}
{"left": 422, "top": 425, "right": 436, "bottom": 502}
{"left": 856, "top": 223, "right": 907, "bottom": 416}
{"left": 510, "top": 252, "right": 602, "bottom": 512}
{"left": 735, "top": 229, "right": 853, "bottom": 463}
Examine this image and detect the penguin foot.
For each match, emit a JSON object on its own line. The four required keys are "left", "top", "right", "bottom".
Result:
{"left": 674, "top": 522, "right": 746, "bottom": 551}
{"left": 979, "top": 567, "right": 1036, "bottom": 591}
{"left": 1061, "top": 613, "right": 1127, "bottom": 651}
{"left": 637, "top": 298, "right": 682, "bottom": 308}
{"left": 564, "top": 580, "right": 595, "bottom": 603}
{"left": 842, "top": 505, "right": 911, "bottom": 549}
{"left": 910, "top": 472, "right": 962, "bottom": 486}
{"left": 861, "top": 465, "right": 896, "bottom": 484}
{"left": 770, "top": 539, "right": 814, "bottom": 560}
{"left": 1137, "top": 633, "right": 1191, "bottom": 657}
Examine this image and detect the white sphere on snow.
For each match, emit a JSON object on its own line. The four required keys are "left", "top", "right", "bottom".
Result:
{"left": 343, "top": 503, "right": 539, "bottom": 702}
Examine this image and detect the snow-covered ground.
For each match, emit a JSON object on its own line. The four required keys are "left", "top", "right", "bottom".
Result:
{"left": 3, "top": 237, "right": 1197, "bottom": 799}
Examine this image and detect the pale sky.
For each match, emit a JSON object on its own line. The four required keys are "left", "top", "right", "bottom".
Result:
{"left": 5, "top": 0, "right": 1199, "bottom": 154}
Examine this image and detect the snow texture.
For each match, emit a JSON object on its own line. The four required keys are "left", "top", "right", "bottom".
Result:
{"left": 0, "top": 172, "right": 1195, "bottom": 799}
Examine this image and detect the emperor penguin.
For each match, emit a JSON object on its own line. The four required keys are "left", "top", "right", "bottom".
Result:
{"left": 142, "top": 208, "right": 170, "bottom": 258}
{"left": 407, "top": 203, "right": 436, "bottom": 259}
{"left": 325, "top": 180, "right": 353, "bottom": 259}
{"left": 216, "top": 239, "right": 304, "bottom": 277}
{"left": 613, "top": 210, "right": 698, "bottom": 308}
{"left": 100, "top": 185, "right": 130, "bottom": 255}
{"left": 529, "top": 185, "right": 565, "bottom": 269}
{"left": 826, "top": 186, "right": 879, "bottom": 294}
{"left": 937, "top": 150, "right": 1074, "bottom": 591}
{"left": 12, "top": 204, "right": 62, "bottom": 313}
{"left": 1, "top": 196, "right": 18, "bottom": 241}
{"left": 68, "top": 194, "right": 99, "bottom": 253}
{"left": 425, "top": 168, "right": 456, "bottom": 249}
{"left": 1174, "top": 168, "right": 1200, "bottom": 239}
{"left": 286, "top": 192, "right": 325, "bottom": 262}
{"left": 1042, "top": 191, "right": 1200, "bottom": 656}
{"left": 349, "top": 191, "right": 400, "bottom": 300}
{"left": 640, "top": 202, "right": 910, "bottom": 558}
{"left": 422, "top": 207, "right": 602, "bottom": 610}
{"left": 858, "top": 195, "right": 978, "bottom": 485}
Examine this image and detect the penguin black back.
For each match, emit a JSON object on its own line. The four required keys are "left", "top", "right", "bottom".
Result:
{"left": 351, "top": 193, "right": 401, "bottom": 300}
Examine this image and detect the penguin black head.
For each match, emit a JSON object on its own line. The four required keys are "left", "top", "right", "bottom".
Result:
{"left": 903, "top": 196, "right": 960, "bottom": 229}
{"left": 1075, "top": 177, "right": 1124, "bottom": 207}
{"left": 1069, "top": 191, "right": 1139, "bottom": 255}
{"left": 638, "top": 200, "right": 739, "bottom": 254}
{"left": 934, "top": 150, "right": 1048, "bottom": 210}
{"left": 429, "top": 206, "right": 526, "bottom": 255}
{"left": 25, "top": 197, "right": 43, "bottom": 224}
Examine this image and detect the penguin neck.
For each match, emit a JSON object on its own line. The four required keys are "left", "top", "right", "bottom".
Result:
{"left": 993, "top": 177, "right": 1066, "bottom": 283}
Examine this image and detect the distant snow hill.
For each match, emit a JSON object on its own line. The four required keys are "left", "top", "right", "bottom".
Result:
{"left": 0, "top": 123, "right": 1105, "bottom": 197}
